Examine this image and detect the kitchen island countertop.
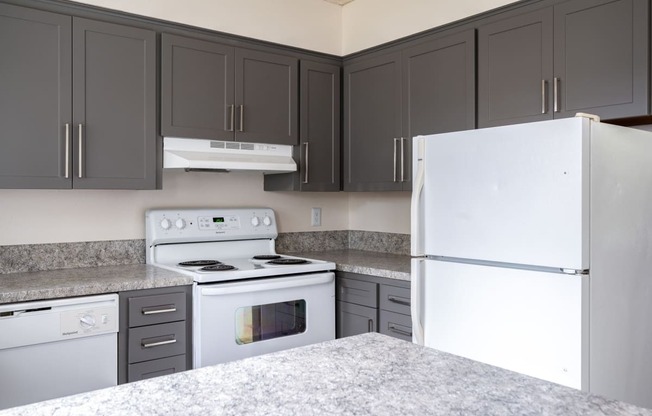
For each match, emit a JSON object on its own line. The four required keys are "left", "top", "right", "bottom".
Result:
{"left": 289, "top": 249, "right": 411, "bottom": 281}
{"left": 0, "top": 264, "right": 193, "bottom": 304}
{"left": 1, "top": 332, "right": 649, "bottom": 416}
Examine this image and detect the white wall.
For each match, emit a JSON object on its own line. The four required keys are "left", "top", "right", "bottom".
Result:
{"left": 341, "top": 0, "right": 515, "bottom": 54}
{"left": 72, "top": 0, "right": 342, "bottom": 55}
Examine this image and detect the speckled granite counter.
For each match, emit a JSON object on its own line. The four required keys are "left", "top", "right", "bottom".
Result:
{"left": 0, "top": 265, "right": 193, "bottom": 304}
{"left": 1, "top": 332, "right": 649, "bottom": 416}
{"left": 288, "top": 249, "right": 411, "bottom": 281}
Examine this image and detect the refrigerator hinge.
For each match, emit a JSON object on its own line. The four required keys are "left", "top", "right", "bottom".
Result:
{"left": 561, "top": 268, "right": 589, "bottom": 275}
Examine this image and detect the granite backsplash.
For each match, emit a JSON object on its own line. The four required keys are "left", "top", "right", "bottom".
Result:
{"left": 0, "top": 231, "right": 409, "bottom": 274}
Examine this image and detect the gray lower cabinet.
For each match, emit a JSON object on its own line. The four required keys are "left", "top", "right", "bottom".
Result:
{"left": 336, "top": 272, "right": 412, "bottom": 341}
{"left": 344, "top": 29, "right": 475, "bottom": 192}
{"left": 264, "top": 60, "right": 341, "bottom": 191}
{"left": 0, "top": 3, "right": 156, "bottom": 189}
{"left": 161, "top": 33, "right": 298, "bottom": 146}
{"left": 478, "top": 0, "right": 648, "bottom": 127}
{"left": 118, "top": 286, "right": 192, "bottom": 384}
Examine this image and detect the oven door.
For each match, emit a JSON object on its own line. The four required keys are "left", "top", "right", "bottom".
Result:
{"left": 193, "top": 272, "right": 335, "bottom": 368}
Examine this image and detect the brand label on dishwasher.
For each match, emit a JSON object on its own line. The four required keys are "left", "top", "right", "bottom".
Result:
{"left": 60, "top": 306, "right": 117, "bottom": 336}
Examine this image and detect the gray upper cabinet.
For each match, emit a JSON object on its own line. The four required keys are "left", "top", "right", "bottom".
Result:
{"left": 72, "top": 18, "right": 156, "bottom": 189}
{"left": 479, "top": 0, "right": 648, "bottom": 127}
{"left": 0, "top": 3, "right": 156, "bottom": 190}
{"left": 264, "top": 60, "right": 340, "bottom": 191}
{"left": 478, "top": 9, "right": 554, "bottom": 128}
{"left": 343, "top": 52, "right": 403, "bottom": 192}
{"left": 161, "top": 34, "right": 298, "bottom": 146}
{"left": 553, "top": 0, "right": 648, "bottom": 119}
{"left": 161, "top": 34, "right": 234, "bottom": 140}
{"left": 0, "top": 4, "right": 72, "bottom": 189}
{"left": 234, "top": 49, "right": 298, "bottom": 145}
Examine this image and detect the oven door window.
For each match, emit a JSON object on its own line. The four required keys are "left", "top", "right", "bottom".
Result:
{"left": 235, "top": 300, "right": 306, "bottom": 345}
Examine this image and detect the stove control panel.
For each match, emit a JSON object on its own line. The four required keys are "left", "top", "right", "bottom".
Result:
{"left": 146, "top": 208, "right": 278, "bottom": 246}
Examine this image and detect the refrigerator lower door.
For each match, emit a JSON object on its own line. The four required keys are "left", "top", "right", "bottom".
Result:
{"left": 414, "top": 259, "right": 588, "bottom": 389}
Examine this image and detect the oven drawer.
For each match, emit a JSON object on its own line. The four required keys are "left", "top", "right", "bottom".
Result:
{"left": 127, "top": 354, "right": 186, "bottom": 382}
{"left": 336, "top": 277, "right": 377, "bottom": 308}
{"left": 128, "top": 292, "right": 186, "bottom": 327}
{"left": 379, "top": 284, "right": 411, "bottom": 315}
{"left": 379, "top": 310, "right": 413, "bottom": 342}
{"left": 128, "top": 321, "right": 186, "bottom": 363}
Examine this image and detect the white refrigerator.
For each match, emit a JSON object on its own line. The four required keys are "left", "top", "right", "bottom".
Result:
{"left": 410, "top": 115, "right": 652, "bottom": 408}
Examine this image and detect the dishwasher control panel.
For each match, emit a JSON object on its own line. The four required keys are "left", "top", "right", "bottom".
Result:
{"left": 60, "top": 306, "right": 118, "bottom": 337}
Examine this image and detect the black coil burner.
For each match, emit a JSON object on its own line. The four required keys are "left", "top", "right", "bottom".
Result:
{"left": 199, "top": 264, "right": 236, "bottom": 272}
{"left": 252, "top": 255, "right": 282, "bottom": 260}
{"left": 178, "top": 260, "right": 221, "bottom": 267}
{"left": 266, "top": 258, "right": 310, "bottom": 265}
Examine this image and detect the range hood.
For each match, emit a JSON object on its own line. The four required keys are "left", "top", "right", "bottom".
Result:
{"left": 163, "top": 137, "right": 297, "bottom": 174}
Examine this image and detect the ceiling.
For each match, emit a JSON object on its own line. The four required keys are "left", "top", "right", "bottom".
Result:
{"left": 322, "top": 0, "right": 356, "bottom": 5}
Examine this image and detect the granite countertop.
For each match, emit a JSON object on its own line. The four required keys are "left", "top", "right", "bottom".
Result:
{"left": 289, "top": 249, "right": 411, "bottom": 281}
{"left": 2, "top": 332, "right": 649, "bottom": 416}
{"left": 0, "top": 264, "right": 193, "bottom": 304}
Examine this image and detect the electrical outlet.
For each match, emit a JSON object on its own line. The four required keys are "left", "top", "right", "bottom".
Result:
{"left": 311, "top": 207, "right": 321, "bottom": 227}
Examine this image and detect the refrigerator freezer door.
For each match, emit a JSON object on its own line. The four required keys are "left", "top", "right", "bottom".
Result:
{"left": 419, "top": 117, "right": 590, "bottom": 270}
{"left": 419, "top": 259, "right": 588, "bottom": 389}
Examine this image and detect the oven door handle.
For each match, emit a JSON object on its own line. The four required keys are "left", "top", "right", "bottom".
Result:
{"left": 200, "top": 273, "right": 334, "bottom": 296}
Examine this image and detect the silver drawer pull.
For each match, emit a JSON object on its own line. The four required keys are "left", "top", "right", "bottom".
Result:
{"left": 387, "top": 296, "right": 410, "bottom": 306}
{"left": 142, "top": 305, "right": 177, "bottom": 315}
{"left": 388, "top": 325, "right": 412, "bottom": 337}
{"left": 142, "top": 338, "right": 177, "bottom": 348}
{"left": 368, "top": 319, "right": 374, "bottom": 333}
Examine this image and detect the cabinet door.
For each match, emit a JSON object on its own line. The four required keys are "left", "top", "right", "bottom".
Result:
{"left": 343, "top": 52, "right": 402, "bottom": 191}
{"left": 235, "top": 48, "right": 298, "bottom": 145}
{"left": 402, "top": 29, "right": 476, "bottom": 191}
{"left": 161, "top": 34, "right": 235, "bottom": 140}
{"left": 0, "top": 4, "right": 72, "bottom": 189}
{"left": 299, "top": 61, "right": 341, "bottom": 191}
{"left": 336, "top": 301, "right": 378, "bottom": 338}
{"left": 553, "top": 0, "right": 648, "bottom": 119}
{"left": 478, "top": 8, "right": 554, "bottom": 127}
{"left": 72, "top": 18, "right": 157, "bottom": 189}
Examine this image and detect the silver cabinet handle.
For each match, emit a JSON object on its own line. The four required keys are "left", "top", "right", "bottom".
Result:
{"left": 78, "top": 124, "right": 83, "bottom": 178}
{"left": 400, "top": 137, "right": 405, "bottom": 182}
{"left": 368, "top": 318, "right": 374, "bottom": 332}
{"left": 142, "top": 338, "right": 177, "bottom": 348}
{"left": 142, "top": 305, "right": 177, "bottom": 315}
{"left": 64, "top": 123, "right": 70, "bottom": 179}
{"left": 387, "top": 296, "right": 410, "bottom": 306}
{"left": 553, "top": 77, "right": 560, "bottom": 113}
{"left": 393, "top": 138, "right": 399, "bottom": 182}
{"left": 541, "top": 79, "right": 548, "bottom": 114}
{"left": 388, "top": 325, "right": 412, "bottom": 337}
{"left": 239, "top": 105, "right": 244, "bottom": 132}
{"left": 302, "top": 142, "right": 309, "bottom": 184}
{"left": 228, "top": 105, "right": 235, "bottom": 132}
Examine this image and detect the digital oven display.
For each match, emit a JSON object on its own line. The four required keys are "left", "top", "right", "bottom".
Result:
{"left": 213, "top": 217, "right": 225, "bottom": 223}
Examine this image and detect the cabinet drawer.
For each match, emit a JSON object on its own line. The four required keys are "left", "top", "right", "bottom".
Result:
{"left": 128, "top": 321, "right": 186, "bottom": 363}
{"left": 379, "top": 284, "right": 411, "bottom": 315}
{"left": 128, "top": 355, "right": 186, "bottom": 382}
{"left": 336, "top": 277, "right": 377, "bottom": 308}
{"left": 379, "top": 310, "right": 413, "bottom": 342}
{"left": 128, "top": 292, "right": 186, "bottom": 327}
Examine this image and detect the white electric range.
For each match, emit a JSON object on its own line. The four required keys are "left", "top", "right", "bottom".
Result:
{"left": 146, "top": 208, "right": 335, "bottom": 368}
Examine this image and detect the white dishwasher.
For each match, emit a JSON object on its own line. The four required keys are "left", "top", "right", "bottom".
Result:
{"left": 0, "top": 293, "right": 119, "bottom": 410}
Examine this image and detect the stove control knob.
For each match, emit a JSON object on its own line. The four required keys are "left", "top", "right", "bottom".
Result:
{"left": 263, "top": 216, "right": 272, "bottom": 226}
{"left": 79, "top": 314, "right": 96, "bottom": 329}
{"left": 251, "top": 216, "right": 260, "bottom": 227}
{"left": 160, "top": 218, "right": 171, "bottom": 230}
{"left": 175, "top": 218, "right": 186, "bottom": 229}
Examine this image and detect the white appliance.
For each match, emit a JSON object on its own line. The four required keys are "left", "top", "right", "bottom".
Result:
{"left": 411, "top": 115, "right": 652, "bottom": 408}
{"left": 0, "top": 294, "right": 118, "bottom": 410}
{"left": 146, "top": 208, "right": 335, "bottom": 368}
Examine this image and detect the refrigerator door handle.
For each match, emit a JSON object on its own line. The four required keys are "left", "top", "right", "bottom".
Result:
{"left": 411, "top": 137, "right": 426, "bottom": 256}
{"left": 411, "top": 258, "right": 425, "bottom": 345}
